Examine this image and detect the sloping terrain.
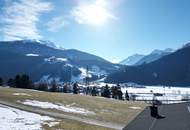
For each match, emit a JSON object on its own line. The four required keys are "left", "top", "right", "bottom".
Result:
{"left": 0, "top": 87, "right": 146, "bottom": 129}
{"left": 120, "top": 54, "right": 145, "bottom": 66}
{"left": 106, "top": 46, "right": 190, "bottom": 86}
{"left": 135, "top": 49, "right": 174, "bottom": 65}
{"left": 0, "top": 40, "right": 121, "bottom": 82}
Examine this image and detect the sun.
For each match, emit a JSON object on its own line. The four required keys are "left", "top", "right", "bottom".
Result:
{"left": 82, "top": 5, "right": 110, "bottom": 25}
{"left": 72, "top": 1, "right": 116, "bottom": 26}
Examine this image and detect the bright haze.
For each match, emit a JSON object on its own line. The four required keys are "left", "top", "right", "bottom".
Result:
{"left": 0, "top": 0, "right": 190, "bottom": 62}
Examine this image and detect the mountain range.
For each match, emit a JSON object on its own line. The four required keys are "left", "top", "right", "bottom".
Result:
{"left": 0, "top": 40, "right": 121, "bottom": 83}
{"left": 119, "top": 54, "right": 145, "bottom": 65}
{"left": 1, "top": 40, "right": 190, "bottom": 86}
{"left": 106, "top": 45, "right": 190, "bottom": 86}
{"left": 120, "top": 48, "right": 175, "bottom": 66}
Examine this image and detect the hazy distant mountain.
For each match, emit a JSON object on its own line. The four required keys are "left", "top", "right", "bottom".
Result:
{"left": 105, "top": 45, "right": 190, "bottom": 86}
{"left": 0, "top": 40, "right": 121, "bottom": 82}
{"left": 135, "top": 48, "right": 175, "bottom": 65}
{"left": 119, "top": 54, "right": 145, "bottom": 65}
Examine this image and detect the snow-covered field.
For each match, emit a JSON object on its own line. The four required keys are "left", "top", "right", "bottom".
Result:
{"left": 121, "top": 86, "right": 190, "bottom": 104}
{"left": 19, "top": 100, "right": 95, "bottom": 115}
{"left": 0, "top": 104, "right": 57, "bottom": 130}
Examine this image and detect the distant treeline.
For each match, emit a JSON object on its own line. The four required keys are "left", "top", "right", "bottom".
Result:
{"left": 0, "top": 75, "right": 130, "bottom": 101}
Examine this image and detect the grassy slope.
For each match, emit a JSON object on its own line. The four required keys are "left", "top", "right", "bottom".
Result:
{"left": 0, "top": 87, "right": 146, "bottom": 130}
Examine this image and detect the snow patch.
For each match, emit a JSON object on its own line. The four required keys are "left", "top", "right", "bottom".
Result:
{"left": 0, "top": 104, "right": 56, "bottom": 130}
{"left": 64, "top": 63, "right": 73, "bottom": 67}
{"left": 44, "top": 56, "right": 67, "bottom": 64}
{"left": 79, "top": 67, "right": 92, "bottom": 78}
{"left": 129, "top": 107, "right": 141, "bottom": 110}
{"left": 26, "top": 53, "right": 39, "bottom": 57}
{"left": 44, "top": 122, "right": 60, "bottom": 127}
{"left": 20, "top": 100, "right": 95, "bottom": 115}
{"left": 13, "top": 93, "right": 31, "bottom": 96}
{"left": 56, "top": 58, "right": 67, "bottom": 62}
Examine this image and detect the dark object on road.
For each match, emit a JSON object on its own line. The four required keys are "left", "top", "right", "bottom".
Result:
{"left": 150, "top": 105, "right": 165, "bottom": 119}
{"left": 150, "top": 106, "right": 158, "bottom": 117}
{"left": 156, "top": 115, "right": 165, "bottom": 119}
{"left": 153, "top": 99, "right": 162, "bottom": 106}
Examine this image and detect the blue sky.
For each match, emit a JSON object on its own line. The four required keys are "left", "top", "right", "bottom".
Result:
{"left": 0, "top": 0, "right": 190, "bottom": 62}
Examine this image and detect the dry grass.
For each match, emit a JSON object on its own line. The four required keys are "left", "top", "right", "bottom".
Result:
{"left": 0, "top": 87, "right": 146, "bottom": 130}
{"left": 43, "top": 119, "right": 115, "bottom": 130}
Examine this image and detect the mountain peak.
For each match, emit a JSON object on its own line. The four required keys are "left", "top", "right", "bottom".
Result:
{"left": 182, "top": 42, "right": 190, "bottom": 48}
{"left": 7, "top": 39, "right": 65, "bottom": 50}
{"left": 151, "top": 48, "right": 174, "bottom": 55}
{"left": 120, "top": 54, "right": 145, "bottom": 65}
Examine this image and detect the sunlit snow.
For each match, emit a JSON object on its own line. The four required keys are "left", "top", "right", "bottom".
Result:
{"left": 20, "top": 100, "right": 95, "bottom": 115}
{"left": 0, "top": 104, "right": 57, "bottom": 130}
{"left": 26, "top": 53, "right": 39, "bottom": 56}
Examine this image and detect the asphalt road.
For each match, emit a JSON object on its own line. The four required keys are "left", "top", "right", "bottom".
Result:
{"left": 123, "top": 102, "right": 190, "bottom": 130}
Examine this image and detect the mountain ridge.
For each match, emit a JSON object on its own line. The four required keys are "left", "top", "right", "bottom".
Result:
{"left": 106, "top": 45, "right": 190, "bottom": 86}
{"left": 0, "top": 40, "right": 122, "bottom": 82}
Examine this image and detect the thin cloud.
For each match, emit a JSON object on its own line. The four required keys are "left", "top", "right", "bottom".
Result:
{"left": 47, "top": 16, "right": 69, "bottom": 32}
{"left": 1, "top": 0, "right": 53, "bottom": 41}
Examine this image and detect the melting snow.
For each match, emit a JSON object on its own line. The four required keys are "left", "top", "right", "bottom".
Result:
{"left": 129, "top": 107, "right": 141, "bottom": 110}
{"left": 20, "top": 100, "right": 95, "bottom": 115}
{"left": 0, "top": 104, "right": 57, "bottom": 130}
{"left": 13, "top": 93, "right": 31, "bottom": 96}
{"left": 45, "top": 121, "right": 60, "bottom": 127}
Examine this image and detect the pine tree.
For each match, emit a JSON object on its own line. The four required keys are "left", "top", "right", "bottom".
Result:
{"left": 37, "top": 83, "right": 48, "bottom": 91}
{"left": 15, "top": 75, "right": 21, "bottom": 88}
{"left": 111, "top": 86, "right": 118, "bottom": 99}
{"left": 73, "top": 83, "right": 78, "bottom": 94}
{"left": 13, "top": 74, "right": 33, "bottom": 89}
{"left": 63, "top": 84, "right": 68, "bottom": 93}
{"left": 21, "top": 74, "right": 31, "bottom": 89}
{"left": 0, "top": 77, "right": 3, "bottom": 86}
{"left": 117, "top": 88, "right": 123, "bottom": 100}
{"left": 91, "top": 86, "right": 97, "bottom": 96}
{"left": 125, "top": 90, "right": 129, "bottom": 100}
{"left": 7, "top": 78, "right": 14, "bottom": 87}
{"left": 103, "top": 85, "right": 110, "bottom": 98}
{"left": 50, "top": 80, "right": 57, "bottom": 92}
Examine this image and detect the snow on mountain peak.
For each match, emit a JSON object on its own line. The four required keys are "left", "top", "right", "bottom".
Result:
{"left": 120, "top": 54, "right": 145, "bottom": 65}
{"left": 151, "top": 48, "right": 175, "bottom": 55}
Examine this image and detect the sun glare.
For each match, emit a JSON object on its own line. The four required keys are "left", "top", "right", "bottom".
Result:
{"left": 83, "top": 5, "right": 109, "bottom": 25}
{"left": 72, "top": 1, "right": 116, "bottom": 26}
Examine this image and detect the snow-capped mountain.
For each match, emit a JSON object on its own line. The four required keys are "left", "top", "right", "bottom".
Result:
{"left": 119, "top": 54, "right": 145, "bottom": 65}
{"left": 22, "top": 39, "right": 64, "bottom": 50}
{"left": 105, "top": 45, "right": 190, "bottom": 86}
{"left": 0, "top": 40, "right": 122, "bottom": 82}
{"left": 135, "top": 48, "right": 175, "bottom": 65}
